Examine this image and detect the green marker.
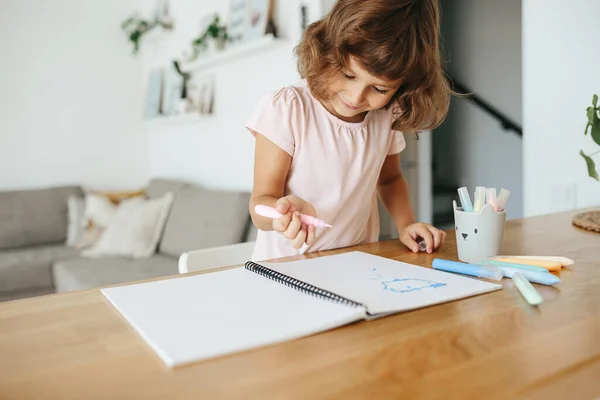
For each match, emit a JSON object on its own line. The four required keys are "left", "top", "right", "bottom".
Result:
{"left": 478, "top": 259, "right": 549, "bottom": 274}
{"left": 512, "top": 272, "right": 543, "bottom": 305}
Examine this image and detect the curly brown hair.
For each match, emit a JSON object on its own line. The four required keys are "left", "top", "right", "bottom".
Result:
{"left": 295, "top": 0, "right": 451, "bottom": 133}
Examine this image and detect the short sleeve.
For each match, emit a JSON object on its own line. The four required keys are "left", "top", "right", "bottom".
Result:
{"left": 387, "top": 130, "right": 406, "bottom": 155}
{"left": 245, "top": 87, "right": 300, "bottom": 157}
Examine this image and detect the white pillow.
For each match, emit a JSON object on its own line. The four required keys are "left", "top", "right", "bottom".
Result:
{"left": 83, "top": 193, "right": 118, "bottom": 229}
{"left": 66, "top": 196, "right": 86, "bottom": 246}
{"left": 81, "top": 192, "right": 174, "bottom": 259}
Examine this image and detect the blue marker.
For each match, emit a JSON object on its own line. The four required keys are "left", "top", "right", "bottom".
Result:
{"left": 432, "top": 259, "right": 503, "bottom": 281}
{"left": 498, "top": 265, "right": 560, "bottom": 286}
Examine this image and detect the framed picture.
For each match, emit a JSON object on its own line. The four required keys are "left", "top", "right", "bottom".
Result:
{"left": 144, "top": 69, "right": 164, "bottom": 119}
{"left": 161, "top": 69, "right": 183, "bottom": 117}
{"left": 245, "top": 0, "right": 275, "bottom": 41}
{"left": 187, "top": 74, "right": 215, "bottom": 115}
{"left": 228, "top": 0, "right": 248, "bottom": 44}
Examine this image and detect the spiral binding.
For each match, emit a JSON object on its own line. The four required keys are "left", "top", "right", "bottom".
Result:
{"left": 245, "top": 261, "right": 364, "bottom": 309}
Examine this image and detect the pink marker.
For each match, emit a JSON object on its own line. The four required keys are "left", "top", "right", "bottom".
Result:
{"left": 254, "top": 205, "right": 332, "bottom": 228}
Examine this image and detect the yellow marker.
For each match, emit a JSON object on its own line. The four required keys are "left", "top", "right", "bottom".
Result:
{"left": 496, "top": 255, "right": 574, "bottom": 267}
{"left": 493, "top": 257, "right": 561, "bottom": 271}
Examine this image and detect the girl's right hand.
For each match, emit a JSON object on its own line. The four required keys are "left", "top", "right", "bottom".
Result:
{"left": 272, "top": 195, "right": 318, "bottom": 249}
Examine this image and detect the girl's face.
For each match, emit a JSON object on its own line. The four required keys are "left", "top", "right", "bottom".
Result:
{"left": 325, "top": 57, "right": 402, "bottom": 123}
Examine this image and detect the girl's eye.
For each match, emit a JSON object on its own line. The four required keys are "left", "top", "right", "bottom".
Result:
{"left": 474, "top": 229, "right": 478, "bottom": 234}
{"left": 343, "top": 73, "right": 355, "bottom": 80}
{"left": 373, "top": 87, "right": 388, "bottom": 95}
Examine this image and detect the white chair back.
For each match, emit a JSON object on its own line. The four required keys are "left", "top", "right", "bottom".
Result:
{"left": 178, "top": 241, "right": 257, "bottom": 274}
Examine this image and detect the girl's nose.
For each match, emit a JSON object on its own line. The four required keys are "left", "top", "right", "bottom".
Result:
{"left": 349, "top": 89, "right": 366, "bottom": 106}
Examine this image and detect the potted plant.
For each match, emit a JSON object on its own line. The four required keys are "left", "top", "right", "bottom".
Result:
{"left": 580, "top": 94, "right": 600, "bottom": 180}
{"left": 190, "top": 15, "right": 229, "bottom": 60}
{"left": 572, "top": 93, "right": 600, "bottom": 232}
{"left": 121, "top": 13, "right": 173, "bottom": 54}
{"left": 172, "top": 60, "right": 192, "bottom": 114}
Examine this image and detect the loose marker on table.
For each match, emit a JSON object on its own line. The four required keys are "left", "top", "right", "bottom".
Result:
{"left": 254, "top": 205, "right": 333, "bottom": 228}
{"left": 498, "top": 255, "right": 574, "bottom": 267}
{"left": 498, "top": 265, "right": 560, "bottom": 286}
{"left": 512, "top": 272, "right": 544, "bottom": 306}
{"left": 432, "top": 259, "right": 503, "bottom": 281}
{"left": 492, "top": 257, "right": 562, "bottom": 271}
{"left": 475, "top": 259, "right": 550, "bottom": 274}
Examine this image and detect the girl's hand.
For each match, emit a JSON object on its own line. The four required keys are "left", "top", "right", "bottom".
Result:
{"left": 399, "top": 223, "right": 447, "bottom": 253}
{"left": 273, "top": 195, "right": 318, "bottom": 249}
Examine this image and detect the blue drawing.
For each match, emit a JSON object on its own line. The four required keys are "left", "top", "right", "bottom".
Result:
{"left": 368, "top": 274, "right": 383, "bottom": 280}
{"left": 381, "top": 278, "right": 446, "bottom": 293}
{"left": 372, "top": 268, "right": 377, "bottom": 271}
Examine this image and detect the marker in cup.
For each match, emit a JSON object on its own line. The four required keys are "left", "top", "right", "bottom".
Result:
{"left": 496, "top": 189, "right": 511, "bottom": 211}
{"left": 486, "top": 188, "right": 497, "bottom": 210}
{"left": 457, "top": 187, "right": 473, "bottom": 212}
{"left": 473, "top": 186, "right": 486, "bottom": 212}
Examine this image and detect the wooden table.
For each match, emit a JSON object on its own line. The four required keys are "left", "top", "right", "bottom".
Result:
{"left": 1, "top": 210, "right": 599, "bottom": 399}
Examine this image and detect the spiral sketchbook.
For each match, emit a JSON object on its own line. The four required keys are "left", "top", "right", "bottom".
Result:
{"left": 101, "top": 251, "right": 501, "bottom": 367}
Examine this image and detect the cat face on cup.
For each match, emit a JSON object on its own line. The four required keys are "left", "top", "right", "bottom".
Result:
{"left": 456, "top": 224, "right": 479, "bottom": 242}
{"left": 454, "top": 204, "right": 497, "bottom": 245}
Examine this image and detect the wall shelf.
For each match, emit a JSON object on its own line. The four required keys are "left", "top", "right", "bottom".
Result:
{"left": 180, "top": 34, "right": 282, "bottom": 72}
{"left": 144, "top": 113, "right": 207, "bottom": 128}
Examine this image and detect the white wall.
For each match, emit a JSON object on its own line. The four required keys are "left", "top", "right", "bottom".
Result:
{"left": 0, "top": 0, "right": 149, "bottom": 191}
{"left": 137, "top": 0, "right": 310, "bottom": 191}
{"left": 436, "top": 0, "right": 523, "bottom": 219}
{"left": 523, "top": 0, "right": 600, "bottom": 216}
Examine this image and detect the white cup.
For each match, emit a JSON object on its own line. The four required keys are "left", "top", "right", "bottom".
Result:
{"left": 453, "top": 200, "right": 506, "bottom": 263}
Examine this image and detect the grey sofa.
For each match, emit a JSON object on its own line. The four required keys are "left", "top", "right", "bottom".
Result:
{"left": 0, "top": 179, "right": 255, "bottom": 302}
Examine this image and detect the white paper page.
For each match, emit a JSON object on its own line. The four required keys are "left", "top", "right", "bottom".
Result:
{"left": 101, "top": 267, "right": 365, "bottom": 367}
{"left": 264, "top": 251, "right": 502, "bottom": 315}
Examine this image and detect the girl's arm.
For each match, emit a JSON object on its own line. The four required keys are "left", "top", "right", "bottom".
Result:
{"left": 249, "top": 133, "right": 317, "bottom": 247}
{"left": 377, "top": 154, "right": 446, "bottom": 252}
{"left": 249, "top": 133, "right": 291, "bottom": 231}
{"left": 376, "top": 154, "right": 416, "bottom": 232}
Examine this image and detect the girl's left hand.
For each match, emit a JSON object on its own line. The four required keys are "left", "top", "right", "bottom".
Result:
{"left": 399, "top": 223, "right": 447, "bottom": 253}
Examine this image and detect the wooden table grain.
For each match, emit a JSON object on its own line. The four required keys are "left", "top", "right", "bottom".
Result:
{"left": 1, "top": 210, "right": 599, "bottom": 399}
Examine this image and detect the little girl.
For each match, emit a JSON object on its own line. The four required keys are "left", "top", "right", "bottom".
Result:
{"left": 246, "top": 0, "right": 451, "bottom": 261}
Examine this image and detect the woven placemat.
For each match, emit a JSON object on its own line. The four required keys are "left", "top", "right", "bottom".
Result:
{"left": 572, "top": 211, "right": 600, "bottom": 233}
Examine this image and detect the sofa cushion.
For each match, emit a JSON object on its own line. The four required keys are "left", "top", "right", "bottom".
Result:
{"left": 145, "top": 179, "right": 189, "bottom": 199}
{"left": 81, "top": 193, "right": 174, "bottom": 259}
{"left": 53, "top": 254, "right": 179, "bottom": 293}
{"left": 158, "top": 185, "right": 251, "bottom": 257}
{"left": 0, "top": 185, "right": 83, "bottom": 249}
{"left": 0, "top": 245, "right": 79, "bottom": 293}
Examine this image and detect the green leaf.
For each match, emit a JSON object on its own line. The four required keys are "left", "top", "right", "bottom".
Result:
{"left": 591, "top": 108, "right": 600, "bottom": 146}
{"left": 593, "top": 94, "right": 598, "bottom": 108}
{"left": 588, "top": 107, "right": 595, "bottom": 125}
{"left": 580, "top": 150, "right": 599, "bottom": 181}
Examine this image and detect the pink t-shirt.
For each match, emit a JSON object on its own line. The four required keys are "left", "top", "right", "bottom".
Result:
{"left": 246, "top": 82, "right": 405, "bottom": 261}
